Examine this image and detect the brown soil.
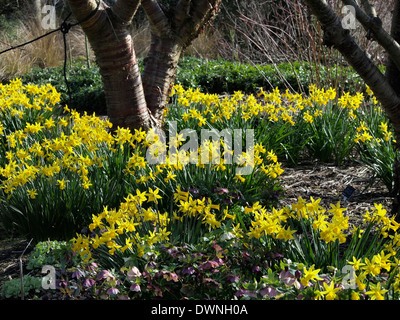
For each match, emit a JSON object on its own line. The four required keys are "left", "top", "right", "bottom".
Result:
{"left": 0, "top": 237, "right": 33, "bottom": 296}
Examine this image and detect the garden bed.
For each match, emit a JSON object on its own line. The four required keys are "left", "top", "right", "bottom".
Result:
{"left": 0, "top": 238, "right": 32, "bottom": 294}
{"left": 1, "top": 80, "right": 399, "bottom": 300}
{"left": 280, "top": 161, "right": 392, "bottom": 226}
{"left": 0, "top": 161, "right": 393, "bottom": 297}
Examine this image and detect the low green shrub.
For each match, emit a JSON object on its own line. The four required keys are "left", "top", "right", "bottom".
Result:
{"left": 21, "top": 61, "right": 106, "bottom": 115}
{"left": 175, "top": 57, "right": 364, "bottom": 95}
{"left": 1, "top": 275, "right": 42, "bottom": 299}
{"left": 27, "top": 240, "right": 81, "bottom": 270}
{"left": 21, "top": 57, "right": 365, "bottom": 115}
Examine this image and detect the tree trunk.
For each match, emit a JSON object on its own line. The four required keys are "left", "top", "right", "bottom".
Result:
{"left": 385, "top": 0, "right": 400, "bottom": 215}
{"left": 386, "top": 0, "right": 400, "bottom": 95}
{"left": 34, "top": 0, "right": 42, "bottom": 24}
{"left": 95, "top": 22, "right": 155, "bottom": 130}
{"left": 67, "top": 0, "right": 221, "bottom": 131}
{"left": 304, "top": 0, "right": 400, "bottom": 219}
{"left": 68, "top": 0, "right": 155, "bottom": 130}
{"left": 142, "top": 35, "right": 183, "bottom": 122}
{"left": 141, "top": 0, "right": 221, "bottom": 123}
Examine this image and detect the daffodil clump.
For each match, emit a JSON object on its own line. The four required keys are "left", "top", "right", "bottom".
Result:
{"left": 0, "top": 78, "right": 61, "bottom": 131}
{"left": 170, "top": 83, "right": 397, "bottom": 191}
{"left": 351, "top": 86, "right": 397, "bottom": 192}
{"left": 295, "top": 248, "right": 398, "bottom": 300}
{"left": 243, "top": 196, "right": 400, "bottom": 252}
{"left": 0, "top": 80, "right": 283, "bottom": 241}
{"left": 296, "top": 252, "right": 393, "bottom": 300}
{"left": 71, "top": 187, "right": 400, "bottom": 300}
{"left": 354, "top": 86, "right": 394, "bottom": 145}
{"left": 168, "top": 83, "right": 394, "bottom": 167}
{"left": 290, "top": 199, "right": 400, "bottom": 300}
{"left": 71, "top": 185, "right": 228, "bottom": 263}
{"left": 0, "top": 78, "right": 61, "bottom": 166}
{"left": 232, "top": 198, "right": 400, "bottom": 300}
{"left": 169, "top": 83, "right": 364, "bottom": 127}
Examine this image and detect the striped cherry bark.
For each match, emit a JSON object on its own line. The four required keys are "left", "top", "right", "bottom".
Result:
{"left": 68, "top": 0, "right": 154, "bottom": 130}
{"left": 67, "top": 0, "right": 221, "bottom": 131}
{"left": 142, "top": 36, "right": 183, "bottom": 122}
{"left": 141, "top": 0, "right": 221, "bottom": 123}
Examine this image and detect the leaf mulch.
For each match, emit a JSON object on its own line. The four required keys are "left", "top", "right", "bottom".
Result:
{"left": 279, "top": 161, "right": 393, "bottom": 227}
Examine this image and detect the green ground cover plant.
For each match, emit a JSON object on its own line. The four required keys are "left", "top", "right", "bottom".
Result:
{"left": 1, "top": 275, "right": 42, "bottom": 299}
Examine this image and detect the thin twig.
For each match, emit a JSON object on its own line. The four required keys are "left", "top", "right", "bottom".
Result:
{"left": 19, "top": 239, "right": 33, "bottom": 300}
{"left": 360, "top": 0, "right": 377, "bottom": 18}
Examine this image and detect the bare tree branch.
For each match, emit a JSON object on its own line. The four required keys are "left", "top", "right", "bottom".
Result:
{"left": 190, "top": 0, "right": 220, "bottom": 30}
{"left": 68, "top": 0, "right": 104, "bottom": 31}
{"left": 360, "top": 0, "right": 377, "bottom": 18}
{"left": 141, "top": 0, "right": 171, "bottom": 37}
{"left": 112, "top": 0, "right": 142, "bottom": 24}
{"left": 174, "top": 0, "right": 192, "bottom": 29}
{"left": 177, "top": 0, "right": 221, "bottom": 48}
{"left": 304, "top": 0, "right": 400, "bottom": 110}
{"left": 341, "top": 0, "right": 400, "bottom": 70}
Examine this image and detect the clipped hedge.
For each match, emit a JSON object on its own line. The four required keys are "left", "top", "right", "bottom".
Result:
{"left": 21, "top": 57, "right": 364, "bottom": 114}
{"left": 177, "top": 57, "right": 365, "bottom": 94}
{"left": 21, "top": 61, "right": 107, "bottom": 115}
{"left": 177, "top": 57, "right": 310, "bottom": 93}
